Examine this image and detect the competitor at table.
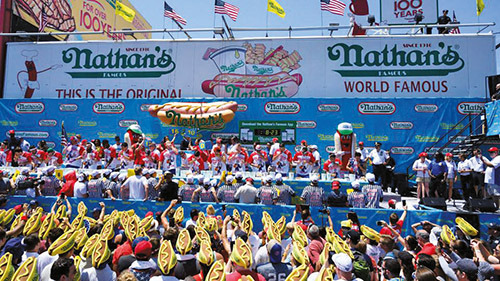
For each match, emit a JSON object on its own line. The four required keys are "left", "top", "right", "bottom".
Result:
{"left": 227, "top": 143, "right": 247, "bottom": 173}
{"left": 309, "top": 145, "right": 321, "bottom": 173}
{"left": 62, "top": 136, "right": 83, "bottom": 169}
{"left": 208, "top": 146, "right": 227, "bottom": 177}
{"left": 187, "top": 151, "right": 205, "bottom": 174}
{"left": 293, "top": 146, "right": 315, "bottom": 178}
{"left": 347, "top": 152, "right": 366, "bottom": 179}
{"left": 118, "top": 142, "right": 134, "bottom": 170}
{"left": 323, "top": 154, "right": 341, "bottom": 178}
{"left": 158, "top": 141, "right": 178, "bottom": 174}
{"left": 247, "top": 145, "right": 267, "bottom": 173}
{"left": 272, "top": 143, "right": 293, "bottom": 177}
{"left": 102, "top": 140, "right": 120, "bottom": 170}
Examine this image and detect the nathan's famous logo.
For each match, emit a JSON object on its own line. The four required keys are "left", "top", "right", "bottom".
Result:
{"left": 457, "top": 102, "right": 484, "bottom": 115}
{"left": 391, "top": 147, "right": 414, "bottom": 155}
{"left": 237, "top": 104, "right": 248, "bottom": 112}
{"left": 15, "top": 102, "right": 45, "bottom": 114}
{"left": 327, "top": 42, "right": 464, "bottom": 77}
{"left": 78, "top": 120, "right": 97, "bottom": 127}
{"left": 318, "top": 104, "right": 340, "bottom": 112}
{"left": 5, "top": 131, "right": 49, "bottom": 139}
{"left": 38, "top": 120, "right": 57, "bottom": 127}
{"left": 148, "top": 101, "right": 238, "bottom": 130}
{"left": 358, "top": 102, "right": 395, "bottom": 115}
{"left": 59, "top": 104, "right": 78, "bottom": 112}
{"left": 140, "top": 104, "right": 153, "bottom": 112}
{"left": 119, "top": 120, "right": 139, "bottom": 128}
{"left": 297, "top": 121, "right": 317, "bottom": 129}
{"left": 415, "top": 104, "right": 438, "bottom": 113}
{"left": 61, "top": 46, "right": 176, "bottom": 79}
{"left": 416, "top": 135, "right": 439, "bottom": 142}
{"left": 390, "top": 121, "right": 413, "bottom": 130}
{"left": 93, "top": 102, "right": 125, "bottom": 114}
{"left": 265, "top": 102, "right": 300, "bottom": 114}
{"left": 201, "top": 43, "right": 303, "bottom": 98}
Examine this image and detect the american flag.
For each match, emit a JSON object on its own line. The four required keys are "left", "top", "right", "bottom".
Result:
{"left": 215, "top": 0, "right": 239, "bottom": 21}
{"left": 449, "top": 11, "right": 460, "bottom": 34}
{"left": 164, "top": 1, "right": 187, "bottom": 25}
{"left": 320, "top": 0, "right": 346, "bottom": 16}
{"left": 38, "top": 8, "right": 48, "bottom": 32}
{"left": 61, "top": 121, "right": 68, "bottom": 147}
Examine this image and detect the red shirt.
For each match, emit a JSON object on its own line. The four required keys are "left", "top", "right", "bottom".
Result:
{"left": 112, "top": 240, "right": 133, "bottom": 265}
{"left": 226, "top": 270, "right": 266, "bottom": 281}
{"left": 48, "top": 152, "right": 64, "bottom": 165}
{"left": 379, "top": 220, "right": 403, "bottom": 238}
{"left": 323, "top": 159, "right": 341, "bottom": 173}
{"left": 293, "top": 151, "right": 315, "bottom": 164}
{"left": 188, "top": 155, "right": 205, "bottom": 172}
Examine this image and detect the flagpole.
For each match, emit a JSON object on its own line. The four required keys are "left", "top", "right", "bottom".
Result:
{"left": 162, "top": 14, "right": 166, "bottom": 39}
{"left": 113, "top": 0, "right": 118, "bottom": 37}
{"left": 320, "top": 10, "right": 324, "bottom": 36}
{"left": 266, "top": 6, "right": 269, "bottom": 37}
{"left": 213, "top": 1, "right": 217, "bottom": 38}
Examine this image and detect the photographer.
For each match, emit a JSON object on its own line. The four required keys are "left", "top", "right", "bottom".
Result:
{"left": 13, "top": 168, "right": 38, "bottom": 197}
{"left": 155, "top": 171, "right": 178, "bottom": 202}
{"left": 50, "top": 193, "right": 72, "bottom": 219}
{"left": 0, "top": 170, "right": 12, "bottom": 195}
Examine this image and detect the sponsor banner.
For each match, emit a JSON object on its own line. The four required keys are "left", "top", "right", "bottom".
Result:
{"left": 13, "top": 0, "right": 151, "bottom": 41}
{"left": 486, "top": 101, "right": 500, "bottom": 136}
{"left": 0, "top": 97, "right": 485, "bottom": 173}
{"left": 415, "top": 104, "right": 439, "bottom": 113}
{"left": 239, "top": 120, "right": 297, "bottom": 144}
{"left": 381, "top": 0, "right": 438, "bottom": 25}
{"left": 4, "top": 36, "right": 495, "bottom": 99}
{"left": 457, "top": 102, "right": 485, "bottom": 115}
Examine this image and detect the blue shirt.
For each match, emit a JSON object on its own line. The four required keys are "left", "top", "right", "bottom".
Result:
{"left": 429, "top": 160, "right": 447, "bottom": 176}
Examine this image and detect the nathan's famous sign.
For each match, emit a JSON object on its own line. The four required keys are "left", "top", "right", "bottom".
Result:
{"left": 3, "top": 36, "right": 495, "bottom": 99}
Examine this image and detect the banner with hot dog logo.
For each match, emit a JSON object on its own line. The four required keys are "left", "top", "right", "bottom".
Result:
{"left": 0, "top": 98, "right": 486, "bottom": 173}
{"left": 3, "top": 35, "right": 495, "bottom": 99}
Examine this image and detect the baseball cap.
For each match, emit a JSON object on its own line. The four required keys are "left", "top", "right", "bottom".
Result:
{"left": 275, "top": 173, "right": 283, "bottom": 182}
{"left": 419, "top": 152, "right": 428, "bottom": 157}
{"left": 255, "top": 145, "right": 262, "bottom": 151}
{"left": 272, "top": 138, "right": 278, "bottom": 142}
{"left": 388, "top": 199, "right": 396, "bottom": 206}
{"left": 29, "top": 200, "right": 38, "bottom": 206}
{"left": 235, "top": 172, "right": 243, "bottom": 179}
{"left": 266, "top": 240, "right": 282, "bottom": 264}
{"left": 450, "top": 258, "right": 478, "bottom": 276}
{"left": 488, "top": 223, "right": 500, "bottom": 231}
{"left": 332, "top": 181, "right": 340, "bottom": 190}
{"left": 226, "top": 175, "right": 234, "bottom": 183}
{"left": 351, "top": 181, "right": 360, "bottom": 189}
{"left": 265, "top": 175, "right": 273, "bottom": 182}
{"left": 8, "top": 130, "right": 14, "bottom": 135}
{"left": 309, "top": 145, "right": 317, "bottom": 150}
{"left": 445, "top": 152, "right": 453, "bottom": 157}
{"left": 332, "top": 253, "right": 353, "bottom": 272}
{"left": 375, "top": 142, "right": 382, "bottom": 146}
{"left": 301, "top": 140, "right": 307, "bottom": 144}
{"left": 92, "top": 207, "right": 101, "bottom": 214}
{"left": 346, "top": 230, "right": 360, "bottom": 244}
{"left": 134, "top": 241, "right": 153, "bottom": 258}
{"left": 358, "top": 141, "right": 364, "bottom": 145}
{"left": 245, "top": 177, "right": 254, "bottom": 183}
{"left": 488, "top": 147, "right": 499, "bottom": 153}
{"left": 186, "top": 175, "right": 194, "bottom": 183}
{"left": 310, "top": 174, "right": 319, "bottom": 183}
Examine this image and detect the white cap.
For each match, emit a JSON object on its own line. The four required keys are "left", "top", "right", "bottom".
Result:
{"left": 77, "top": 173, "right": 85, "bottom": 182}
{"left": 149, "top": 169, "right": 157, "bottom": 175}
{"left": 186, "top": 174, "right": 194, "bottom": 183}
{"left": 429, "top": 226, "right": 442, "bottom": 246}
{"left": 309, "top": 145, "right": 318, "bottom": 150}
{"left": 103, "top": 169, "right": 112, "bottom": 176}
{"left": 142, "top": 169, "right": 149, "bottom": 175}
{"left": 203, "top": 178, "right": 211, "bottom": 185}
{"left": 311, "top": 174, "right": 319, "bottom": 182}
{"left": 351, "top": 181, "right": 360, "bottom": 189}
{"left": 91, "top": 170, "right": 100, "bottom": 177}
{"left": 45, "top": 166, "right": 56, "bottom": 174}
{"left": 110, "top": 172, "right": 119, "bottom": 180}
{"left": 265, "top": 175, "right": 273, "bottom": 182}
{"left": 274, "top": 173, "right": 283, "bottom": 181}
{"left": 255, "top": 145, "right": 262, "bottom": 151}
{"left": 21, "top": 168, "right": 30, "bottom": 175}
{"left": 235, "top": 172, "right": 243, "bottom": 179}
{"left": 366, "top": 173, "right": 375, "bottom": 182}
{"left": 226, "top": 175, "right": 234, "bottom": 183}
{"left": 333, "top": 253, "right": 353, "bottom": 272}
{"left": 211, "top": 179, "right": 218, "bottom": 187}
{"left": 118, "top": 174, "right": 127, "bottom": 181}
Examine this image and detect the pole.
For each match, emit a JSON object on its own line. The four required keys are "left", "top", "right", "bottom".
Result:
{"left": 113, "top": 0, "right": 117, "bottom": 40}
{"left": 213, "top": 1, "right": 216, "bottom": 38}
{"left": 266, "top": 8, "right": 269, "bottom": 37}
{"left": 320, "top": 10, "right": 324, "bottom": 36}
{"left": 173, "top": 19, "right": 191, "bottom": 39}
{"left": 221, "top": 15, "right": 234, "bottom": 39}
{"left": 162, "top": 14, "right": 166, "bottom": 39}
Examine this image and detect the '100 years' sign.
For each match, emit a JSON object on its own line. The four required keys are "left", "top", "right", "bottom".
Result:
{"left": 3, "top": 35, "right": 494, "bottom": 99}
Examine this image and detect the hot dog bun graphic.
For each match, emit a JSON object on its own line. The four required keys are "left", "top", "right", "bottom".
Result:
{"left": 148, "top": 101, "right": 238, "bottom": 130}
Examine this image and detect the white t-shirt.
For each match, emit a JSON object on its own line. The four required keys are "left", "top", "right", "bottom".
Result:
{"left": 484, "top": 156, "right": 500, "bottom": 184}
{"left": 357, "top": 147, "right": 370, "bottom": 161}
{"left": 413, "top": 159, "right": 430, "bottom": 178}
{"left": 369, "top": 149, "right": 388, "bottom": 165}
{"left": 269, "top": 143, "right": 280, "bottom": 158}
{"left": 469, "top": 156, "right": 485, "bottom": 172}
{"left": 40, "top": 261, "right": 55, "bottom": 281}
{"left": 80, "top": 265, "right": 116, "bottom": 281}
{"left": 123, "top": 175, "right": 148, "bottom": 199}
{"left": 445, "top": 160, "right": 457, "bottom": 179}
{"left": 73, "top": 181, "right": 88, "bottom": 198}
{"left": 21, "top": 252, "right": 38, "bottom": 263}
{"left": 150, "top": 276, "right": 180, "bottom": 281}
{"left": 458, "top": 159, "right": 473, "bottom": 176}
{"left": 36, "top": 251, "right": 57, "bottom": 278}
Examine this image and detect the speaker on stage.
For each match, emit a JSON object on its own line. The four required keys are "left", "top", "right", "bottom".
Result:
{"left": 420, "top": 198, "right": 447, "bottom": 211}
{"left": 394, "top": 173, "right": 409, "bottom": 196}
{"left": 468, "top": 199, "right": 497, "bottom": 212}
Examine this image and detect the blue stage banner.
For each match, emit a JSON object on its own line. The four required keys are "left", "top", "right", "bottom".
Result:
{"left": 0, "top": 98, "right": 486, "bottom": 173}
{"left": 3, "top": 196, "right": 486, "bottom": 240}
{"left": 486, "top": 101, "right": 500, "bottom": 136}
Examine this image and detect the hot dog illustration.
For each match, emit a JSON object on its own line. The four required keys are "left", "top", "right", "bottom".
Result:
{"left": 148, "top": 101, "right": 238, "bottom": 130}
{"left": 16, "top": 50, "right": 61, "bottom": 98}
{"left": 202, "top": 43, "right": 303, "bottom": 98}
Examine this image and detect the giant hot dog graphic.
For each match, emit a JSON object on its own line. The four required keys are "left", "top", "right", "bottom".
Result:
{"left": 148, "top": 101, "right": 238, "bottom": 130}
{"left": 202, "top": 43, "right": 303, "bottom": 98}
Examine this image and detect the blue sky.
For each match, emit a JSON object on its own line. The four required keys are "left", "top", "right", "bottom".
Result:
{"left": 129, "top": 0, "right": 499, "bottom": 71}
